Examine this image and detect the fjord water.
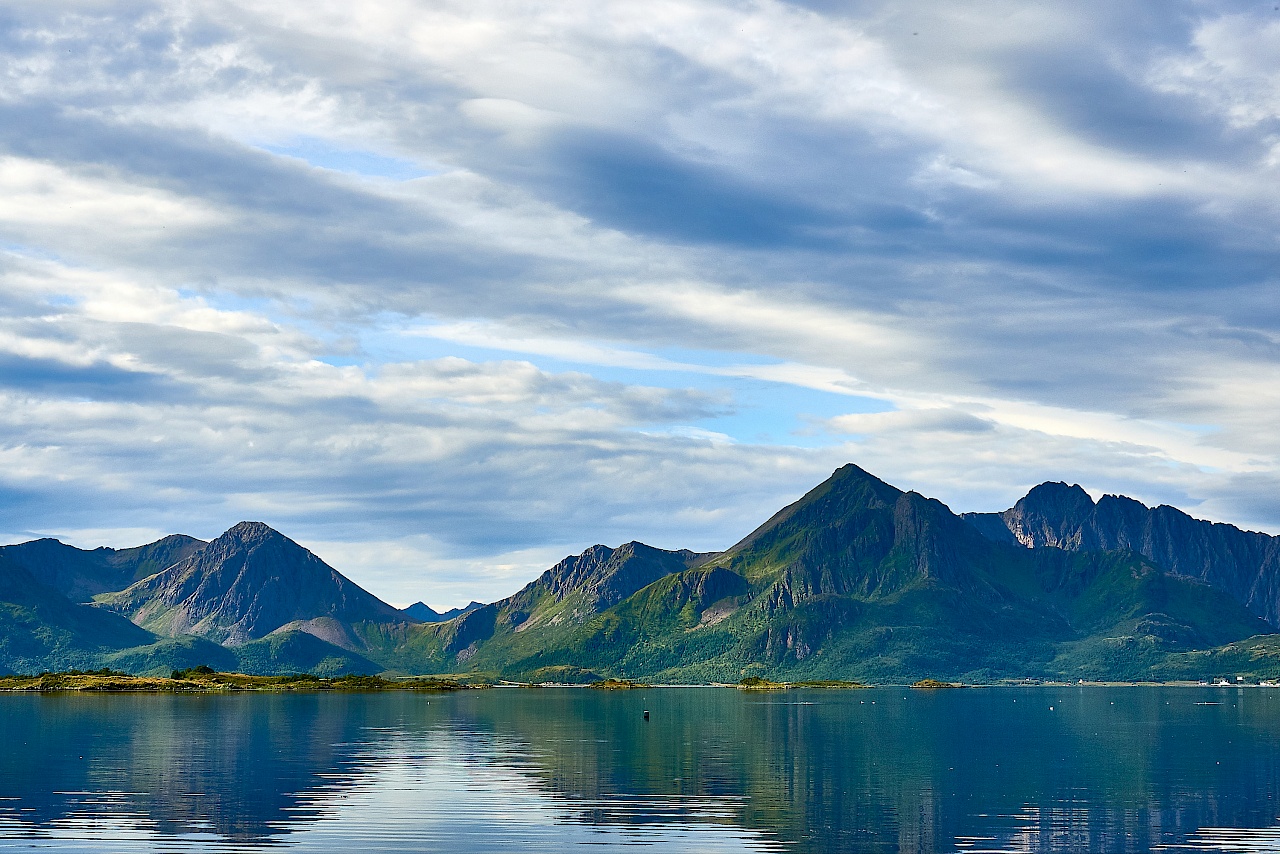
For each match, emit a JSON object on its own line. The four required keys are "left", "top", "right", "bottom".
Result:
{"left": 4, "top": 688, "right": 1280, "bottom": 853}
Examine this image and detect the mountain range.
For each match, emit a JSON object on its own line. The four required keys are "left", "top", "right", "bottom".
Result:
{"left": 402, "top": 601, "right": 483, "bottom": 622}
{"left": 3, "top": 464, "right": 1279, "bottom": 682}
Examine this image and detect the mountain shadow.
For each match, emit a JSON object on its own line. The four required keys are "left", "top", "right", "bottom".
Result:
{"left": 0, "top": 534, "right": 205, "bottom": 602}
{"left": 0, "top": 552, "right": 158, "bottom": 674}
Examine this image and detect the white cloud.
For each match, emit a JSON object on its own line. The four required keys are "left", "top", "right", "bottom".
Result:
{"left": 0, "top": 156, "right": 222, "bottom": 242}
{"left": 0, "top": 0, "right": 1279, "bottom": 603}
{"left": 1149, "top": 13, "right": 1280, "bottom": 129}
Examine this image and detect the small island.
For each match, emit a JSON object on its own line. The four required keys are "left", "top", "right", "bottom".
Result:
{"left": 737, "top": 676, "right": 868, "bottom": 690}
{"left": 0, "top": 667, "right": 478, "bottom": 693}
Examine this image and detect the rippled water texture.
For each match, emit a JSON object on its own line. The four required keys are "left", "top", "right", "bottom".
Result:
{"left": 4, "top": 687, "right": 1280, "bottom": 852}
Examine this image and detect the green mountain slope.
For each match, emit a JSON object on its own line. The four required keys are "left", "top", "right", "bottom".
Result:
{"left": 363, "top": 541, "right": 711, "bottom": 674}
{"left": 0, "top": 555, "right": 159, "bottom": 674}
{"left": 229, "top": 631, "right": 383, "bottom": 677}
{"left": 964, "top": 482, "right": 1280, "bottom": 625}
{"left": 389, "top": 465, "right": 1272, "bottom": 682}
{"left": 96, "top": 632, "right": 380, "bottom": 677}
{"left": 3, "top": 464, "right": 1278, "bottom": 681}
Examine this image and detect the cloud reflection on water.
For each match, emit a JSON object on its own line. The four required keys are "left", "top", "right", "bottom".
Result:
{"left": 4, "top": 689, "right": 1280, "bottom": 852}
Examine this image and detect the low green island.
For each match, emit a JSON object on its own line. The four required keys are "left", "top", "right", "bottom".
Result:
{"left": 8, "top": 668, "right": 1271, "bottom": 692}
{"left": 0, "top": 667, "right": 881, "bottom": 692}
{"left": 738, "top": 676, "right": 868, "bottom": 690}
{"left": 0, "top": 666, "right": 478, "bottom": 693}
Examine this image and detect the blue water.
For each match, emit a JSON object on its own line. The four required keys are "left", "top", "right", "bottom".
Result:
{"left": 3, "top": 687, "right": 1280, "bottom": 852}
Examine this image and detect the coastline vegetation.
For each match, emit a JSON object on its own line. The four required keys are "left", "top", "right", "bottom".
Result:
{"left": 0, "top": 668, "right": 477, "bottom": 693}
{"left": 2, "top": 670, "right": 1258, "bottom": 693}
{"left": 738, "top": 676, "right": 867, "bottom": 690}
{"left": 589, "top": 678, "right": 649, "bottom": 689}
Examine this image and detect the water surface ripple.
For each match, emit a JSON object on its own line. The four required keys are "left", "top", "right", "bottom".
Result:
{"left": 3, "top": 687, "right": 1280, "bottom": 852}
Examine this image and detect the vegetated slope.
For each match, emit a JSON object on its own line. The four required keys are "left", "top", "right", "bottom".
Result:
{"left": 4, "top": 465, "right": 1278, "bottom": 682}
{"left": 0, "top": 553, "right": 159, "bottom": 674}
{"left": 92, "top": 632, "right": 381, "bottom": 678}
{"left": 963, "top": 482, "right": 1280, "bottom": 625}
{"left": 406, "top": 465, "right": 1272, "bottom": 683}
{"left": 0, "top": 528, "right": 391, "bottom": 678}
{"left": 0, "top": 535, "right": 206, "bottom": 602}
{"left": 228, "top": 631, "right": 384, "bottom": 677}
{"left": 98, "top": 522, "right": 409, "bottom": 648}
{"left": 377, "top": 541, "right": 713, "bottom": 676}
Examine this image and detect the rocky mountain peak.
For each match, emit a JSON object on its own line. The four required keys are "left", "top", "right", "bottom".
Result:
{"left": 1003, "top": 482, "right": 1097, "bottom": 549}
{"left": 1016, "top": 482, "right": 1095, "bottom": 516}
{"left": 965, "top": 481, "right": 1280, "bottom": 626}
{"left": 220, "top": 521, "right": 283, "bottom": 546}
{"left": 99, "top": 521, "right": 403, "bottom": 646}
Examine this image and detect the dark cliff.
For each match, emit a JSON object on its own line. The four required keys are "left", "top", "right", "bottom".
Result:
{"left": 964, "top": 483, "right": 1280, "bottom": 626}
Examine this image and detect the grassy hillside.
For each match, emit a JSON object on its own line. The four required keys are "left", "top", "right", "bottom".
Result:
{"left": 372, "top": 466, "right": 1275, "bottom": 683}
{"left": 3, "top": 465, "right": 1278, "bottom": 683}
{"left": 0, "top": 557, "right": 159, "bottom": 674}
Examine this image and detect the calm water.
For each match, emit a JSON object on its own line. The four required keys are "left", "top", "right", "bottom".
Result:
{"left": 3, "top": 687, "right": 1280, "bottom": 853}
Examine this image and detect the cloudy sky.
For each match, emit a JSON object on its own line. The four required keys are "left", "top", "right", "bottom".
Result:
{"left": 2, "top": 0, "right": 1279, "bottom": 607}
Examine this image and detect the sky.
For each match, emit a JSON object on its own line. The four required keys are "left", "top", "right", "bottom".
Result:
{"left": 1, "top": 0, "right": 1279, "bottom": 608}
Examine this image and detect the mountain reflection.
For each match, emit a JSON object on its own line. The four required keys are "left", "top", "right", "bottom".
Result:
{"left": 2, "top": 687, "right": 1280, "bottom": 852}
{"left": 0, "top": 693, "right": 374, "bottom": 841}
{"left": 455, "top": 687, "right": 1280, "bottom": 852}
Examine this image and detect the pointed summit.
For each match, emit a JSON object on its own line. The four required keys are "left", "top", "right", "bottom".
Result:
{"left": 715, "top": 462, "right": 993, "bottom": 602}
{"left": 222, "top": 521, "right": 282, "bottom": 544}
{"left": 98, "top": 522, "right": 403, "bottom": 646}
{"left": 402, "top": 601, "right": 484, "bottom": 622}
{"left": 729, "top": 463, "right": 903, "bottom": 555}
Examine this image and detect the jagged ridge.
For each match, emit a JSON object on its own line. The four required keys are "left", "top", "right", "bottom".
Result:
{"left": 3, "top": 465, "right": 1280, "bottom": 682}
{"left": 399, "top": 465, "right": 1273, "bottom": 682}
{"left": 963, "top": 482, "right": 1280, "bottom": 626}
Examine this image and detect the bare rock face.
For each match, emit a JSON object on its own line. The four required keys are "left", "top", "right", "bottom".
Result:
{"left": 1002, "top": 483, "right": 1100, "bottom": 550}
{"left": 965, "top": 485, "right": 1280, "bottom": 627}
{"left": 99, "top": 522, "right": 404, "bottom": 647}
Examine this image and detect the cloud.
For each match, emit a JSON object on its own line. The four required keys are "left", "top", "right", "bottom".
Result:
{"left": 829, "top": 408, "right": 996, "bottom": 436}
{"left": 0, "top": 0, "right": 1279, "bottom": 604}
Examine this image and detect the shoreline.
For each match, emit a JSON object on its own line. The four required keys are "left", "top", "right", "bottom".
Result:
{"left": 0, "top": 672, "right": 478, "bottom": 693}
{"left": 2, "top": 671, "right": 1276, "bottom": 693}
